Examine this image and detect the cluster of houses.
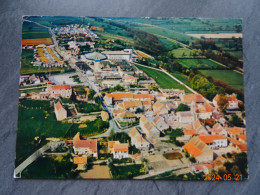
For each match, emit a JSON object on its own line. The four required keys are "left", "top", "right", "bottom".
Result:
{"left": 54, "top": 24, "right": 98, "bottom": 39}
{"left": 68, "top": 132, "right": 130, "bottom": 169}
{"left": 102, "top": 89, "right": 246, "bottom": 174}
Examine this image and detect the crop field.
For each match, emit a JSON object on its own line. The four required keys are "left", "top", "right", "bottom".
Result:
{"left": 46, "top": 47, "right": 62, "bottom": 63}
{"left": 177, "top": 59, "right": 222, "bottom": 68}
{"left": 136, "top": 25, "right": 194, "bottom": 43}
{"left": 158, "top": 37, "right": 179, "bottom": 50}
{"left": 135, "top": 64, "right": 190, "bottom": 92}
{"left": 171, "top": 48, "right": 204, "bottom": 58}
{"left": 22, "top": 21, "right": 51, "bottom": 39}
{"left": 22, "top": 38, "right": 53, "bottom": 46}
{"left": 200, "top": 69, "right": 244, "bottom": 91}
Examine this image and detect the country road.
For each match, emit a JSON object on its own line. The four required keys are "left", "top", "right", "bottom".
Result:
{"left": 14, "top": 141, "right": 64, "bottom": 177}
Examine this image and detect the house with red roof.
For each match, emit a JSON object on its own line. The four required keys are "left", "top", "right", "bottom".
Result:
{"left": 73, "top": 132, "right": 98, "bottom": 157}
{"left": 181, "top": 94, "right": 204, "bottom": 105}
{"left": 209, "top": 123, "right": 228, "bottom": 136}
{"left": 195, "top": 102, "right": 215, "bottom": 119}
{"left": 111, "top": 142, "right": 129, "bottom": 159}
{"left": 199, "top": 135, "right": 228, "bottom": 149}
{"left": 227, "top": 127, "right": 243, "bottom": 139}
{"left": 54, "top": 101, "right": 67, "bottom": 121}
{"left": 183, "top": 136, "right": 213, "bottom": 163}
{"left": 104, "top": 92, "right": 154, "bottom": 106}
{"left": 47, "top": 83, "right": 72, "bottom": 98}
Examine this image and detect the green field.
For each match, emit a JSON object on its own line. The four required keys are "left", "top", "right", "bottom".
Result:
{"left": 171, "top": 48, "right": 204, "bottom": 58}
{"left": 177, "top": 58, "right": 222, "bottom": 68}
{"left": 16, "top": 99, "right": 108, "bottom": 165}
{"left": 136, "top": 25, "right": 194, "bottom": 44}
{"left": 109, "top": 164, "right": 145, "bottom": 179}
{"left": 16, "top": 100, "right": 72, "bottom": 165}
{"left": 200, "top": 70, "right": 244, "bottom": 91}
{"left": 158, "top": 37, "right": 179, "bottom": 50}
{"left": 170, "top": 72, "right": 191, "bottom": 87}
{"left": 135, "top": 64, "right": 190, "bottom": 92}
{"left": 22, "top": 156, "right": 76, "bottom": 179}
{"left": 22, "top": 21, "right": 51, "bottom": 39}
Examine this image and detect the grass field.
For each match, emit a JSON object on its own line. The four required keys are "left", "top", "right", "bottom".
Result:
{"left": 171, "top": 48, "right": 204, "bottom": 58}
{"left": 177, "top": 58, "right": 222, "bottom": 68}
{"left": 16, "top": 100, "right": 72, "bottom": 165}
{"left": 22, "top": 156, "right": 76, "bottom": 179}
{"left": 22, "top": 21, "right": 51, "bottom": 39}
{"left": 136, "top": 25, "right": 194, "bottom": 44}
{"left": 135, "top": 64, "right": 190, "bottom": 92}
{"left": 200, "top": 70, "right": 244, "bottom": 91}
{"left": 110, "top": 164, "right": 144, "bottom": 179}
{"left": 158, "top": 37, "right": 179, "bottom": 50}
{"left": 170, "top": 72, "right": 191, "bottom": 87}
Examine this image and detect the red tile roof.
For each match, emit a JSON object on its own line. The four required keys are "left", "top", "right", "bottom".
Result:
{"left": 238, "top": 135, "right": 247, "bottom": 141}
{"left": 183, "top": 142, "right": 202, "bottom": 157}
{"left": 183, "top": 129, "right": 196, "bottom": 135}
{"left": 55, "top": 102, "right": 64, "bottom": 110}
{"left": 73, "top": 132, "right": 97, "bottom": 152}
{"left": 182, "top": 94, "right": 204, "bottom": 104}
{"left": 52, "top": 85, "right": 71, "bottom": 90}
{"left": 199, "top": 135, "right": 227, "bottom": 144}
{"left": 228, "top": 127, "right": 242, "bottom": 135}
{"left": 113, "top": 143, "right": 129, "bottom": 152}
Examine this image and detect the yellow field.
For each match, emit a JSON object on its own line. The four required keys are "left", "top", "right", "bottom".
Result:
{"left": 37, "top": 48, "right": 50, "bottom": 63}
{"left": 46, "top": 48, "right": 62, "bottom": 64}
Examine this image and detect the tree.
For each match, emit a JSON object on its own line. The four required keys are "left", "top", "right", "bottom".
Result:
{"left": 176, "top": 103, "right": 190, "bottom": 112}
{"left": 229, "top": 114, "right": 243, "bottom": 127}
{"left": 217, "top": 94, "right": 229, "bottom": 112}
{"left": 88, "top": 89, "right": 96, "bottom": 100}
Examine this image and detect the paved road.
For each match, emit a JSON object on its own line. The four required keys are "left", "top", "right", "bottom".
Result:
{"left": 14, "top": 141, "right": 64, "bottom": 177}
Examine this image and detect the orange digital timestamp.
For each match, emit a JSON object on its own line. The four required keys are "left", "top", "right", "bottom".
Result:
{"left": 204, "top": 174, "right": 243, "bottom": 181}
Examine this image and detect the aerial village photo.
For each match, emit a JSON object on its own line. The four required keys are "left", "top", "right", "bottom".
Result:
{"left": 15, "top": 16, "right": 248, "bottom": 180}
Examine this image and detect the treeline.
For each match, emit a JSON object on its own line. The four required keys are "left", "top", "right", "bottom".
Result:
{"left": 160, "top": 59, "right": 244, "bottom": 101}
{"left": 190, "top": 39, "right": 243, "bottom": 69}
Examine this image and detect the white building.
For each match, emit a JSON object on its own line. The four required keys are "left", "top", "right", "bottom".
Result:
{"left": 199, "top": 135, "right": 228, "bottom": 149}
{"left": 102, "top": 49, "right": 133, "bottom": 61}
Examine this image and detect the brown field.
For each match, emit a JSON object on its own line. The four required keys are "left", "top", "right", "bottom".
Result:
{"left": 90, "top": 26, "right": 104, "bottom": 31}
{"left": 187, "top": 33, "right": 242, "bottom": 39}
{"left": 80, "top": 165, "right": 111, "bottom": 179}
{"left": 22, "top": 38, "right": 53, "bottom": 46}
